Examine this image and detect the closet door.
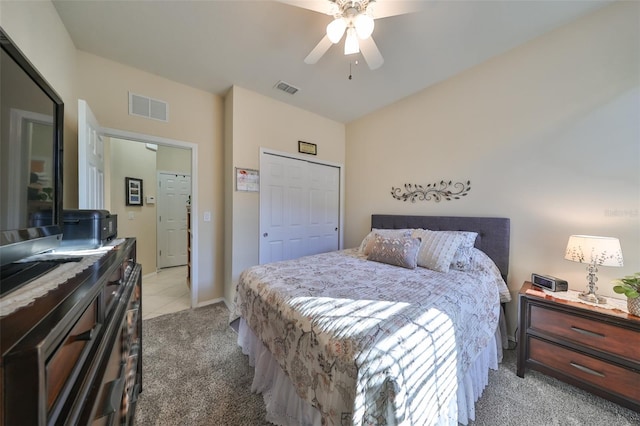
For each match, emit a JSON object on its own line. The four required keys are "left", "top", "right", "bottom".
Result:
{"left": 307, "top": 161, "right": 340, "bottom": 255}
{"left": 259, "top": 153, "right": 339, "bottom": 264}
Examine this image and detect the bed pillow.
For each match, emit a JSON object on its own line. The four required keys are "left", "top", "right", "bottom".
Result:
{"left": 359, "top": 228, "right": 412, "bottom": 255}
{"left": 367, "top": 234, "right": 421, "bottom": 269}
{"left": 447, "top": 231, "right": 479, "bottom": 271}
{"left": 411, "top": 229, "right": 464, "bottom": 273}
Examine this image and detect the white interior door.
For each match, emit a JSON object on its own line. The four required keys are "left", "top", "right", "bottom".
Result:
{"left": 260, "top": 153, "right": 340, "bottom": 264}
{"left": 78, "top": 100, "right": 105, "bottom": 209}
{"left": 157, "top": 172, "right": 191, "bottom": 268}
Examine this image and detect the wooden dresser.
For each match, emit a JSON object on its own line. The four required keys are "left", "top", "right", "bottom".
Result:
{"left": 517, "top": 281, "right": 640, "bottom": 412}
{"left": 0, "top": 238, "right": 142, "bottom": 425}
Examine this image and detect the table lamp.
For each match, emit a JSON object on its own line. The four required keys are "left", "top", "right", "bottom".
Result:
{"left": 564, "top": 235, "right": 623, "bottom": 304}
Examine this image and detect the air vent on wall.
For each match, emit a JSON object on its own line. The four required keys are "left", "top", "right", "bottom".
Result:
{"left": 129, "top": 92, "right": 169, "bottom": 122}
{"left": 274, "top": 80, "right": 299, "bottom": 95}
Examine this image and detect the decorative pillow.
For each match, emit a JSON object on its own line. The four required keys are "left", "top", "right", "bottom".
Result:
{"left": 367, "top": 235, "right": 421, "bottom": 269}
{"left": 411, "top": 229, "right": 464, "bottom": 272}
{"left": 447, "top": 231, "right": 479, "bottom": 271}
{"left": 359, "top": 228, "right": 412, "bottom": 255}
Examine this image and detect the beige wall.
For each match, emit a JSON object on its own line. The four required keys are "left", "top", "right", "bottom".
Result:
{"left": 109, "top": 138, "right": 158, "bottom": 273}
{"left": 345, "top": 2, "right": 640, "bottom": 336}
{"left": 224, "top": 86, "right": 346, "bottom": 305}
{"left": 157, "top": 145, "right": 191, "bottom": 174}
{"left": 0, "top": 0, "right": 78, "bottom": 208}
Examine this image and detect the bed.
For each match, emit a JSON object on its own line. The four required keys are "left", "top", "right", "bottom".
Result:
{"left": 231, "top": 214, "right": 511, "bottom": 425}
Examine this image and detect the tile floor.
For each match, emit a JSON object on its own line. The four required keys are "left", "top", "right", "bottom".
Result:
{"left": 141, "top": 265, "right": 191, "bottom": 320}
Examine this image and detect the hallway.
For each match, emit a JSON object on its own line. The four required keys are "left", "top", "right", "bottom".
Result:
{"left": 141, "top": 265, "right": 190, "bottom": 320}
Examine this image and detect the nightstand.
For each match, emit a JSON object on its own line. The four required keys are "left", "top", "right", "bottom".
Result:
{"left": 517, "top": 281, "right": 640, "bottom": 412}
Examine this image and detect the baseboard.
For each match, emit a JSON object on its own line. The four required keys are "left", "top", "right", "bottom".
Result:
{"left": 195, "top": 297, "right": 226, "bottom": 309}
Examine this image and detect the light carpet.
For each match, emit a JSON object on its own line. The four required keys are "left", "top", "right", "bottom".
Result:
{"left": 134, "top": 303, "right": 639, "bottom": 425}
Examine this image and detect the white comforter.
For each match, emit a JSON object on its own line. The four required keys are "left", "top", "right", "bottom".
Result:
{"left": 232, "top": 248, "right": 508, "bottom": 425}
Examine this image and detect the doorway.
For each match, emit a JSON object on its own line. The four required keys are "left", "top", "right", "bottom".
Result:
{"left": 100, "top": 130, "right": 198, "bottom": 309}
{"left": 77, "top": 100, "right": 199, "bottom": 309}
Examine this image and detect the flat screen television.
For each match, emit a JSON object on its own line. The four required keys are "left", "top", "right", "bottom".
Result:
{"left": 0, "top": 28, "right": 64, "bottom": 277}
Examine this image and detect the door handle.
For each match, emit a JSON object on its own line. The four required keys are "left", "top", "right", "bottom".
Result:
{"left": 263, "top": 233, "right": 268, "bottom": 237}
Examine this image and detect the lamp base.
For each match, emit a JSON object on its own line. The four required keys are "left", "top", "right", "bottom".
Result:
{"left": 578, "top": 291, "right": 607, "bottom": 304}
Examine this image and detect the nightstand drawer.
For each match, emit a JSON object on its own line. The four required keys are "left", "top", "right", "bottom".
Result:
{"left": 530, "top": 304, "right": 640, "bottom": 363}
{"left": 529, "top": 337, "right": 640, "bottom": 402}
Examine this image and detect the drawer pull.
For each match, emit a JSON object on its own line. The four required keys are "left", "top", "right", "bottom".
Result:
{"left": 569, "top": 362, "right": 605, "bottom": 378}
{"left": 71, "top": 328, "right": 95, "bottom": 342}
{"left": 570, "top": 326, "right": 604, "bottom": 339}
{"left": 97, "top": 377, "right": 125, "bottom": 418}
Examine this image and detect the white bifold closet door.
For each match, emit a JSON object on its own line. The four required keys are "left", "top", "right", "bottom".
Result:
{"left": 259, "top": 152, "right": 340, "bottom": 264}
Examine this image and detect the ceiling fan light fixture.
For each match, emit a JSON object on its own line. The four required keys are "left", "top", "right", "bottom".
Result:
{"left": 344, "top": 27, "right": 360, "bottom": 55}
{"left": 326, "top": 18, "right": 346, "bottom": 43}
{"left": 354, "top": 14, "right": 374, "bottom": 39}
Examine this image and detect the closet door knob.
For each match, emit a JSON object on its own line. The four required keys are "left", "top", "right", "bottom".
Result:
{"left": 263, "top": 233, "right": 268, "bottom": 237}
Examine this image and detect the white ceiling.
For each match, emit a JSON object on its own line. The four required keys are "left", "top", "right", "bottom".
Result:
{"left": 52, "top": 0, "right": 611, "bottom": 123}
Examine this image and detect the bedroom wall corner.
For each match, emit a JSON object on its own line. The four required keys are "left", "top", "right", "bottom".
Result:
{"left": 344, "top": 1, "right": 640, "bottom": 339}
{"left": 223, "top": 87, "right": 235, "bottom": 306}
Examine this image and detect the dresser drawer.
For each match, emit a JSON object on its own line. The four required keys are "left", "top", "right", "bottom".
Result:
{"left": 529, "top": 304, "right": 640, "bottom": 363}
{"left": 529, "top": 337, "right": 640, "bottom": 401}
{"left": 46, "top": 297, "right": 98, "bottom": 410}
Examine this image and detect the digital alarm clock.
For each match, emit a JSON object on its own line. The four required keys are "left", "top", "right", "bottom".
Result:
{"left": 531, "top": 273, "right": 568, "bottom": 292}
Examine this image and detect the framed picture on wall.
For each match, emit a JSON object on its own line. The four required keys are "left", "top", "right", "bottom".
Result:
{"left": 298, "top": 140, "right": 317, "bottom": 155}
{"left": 125, "top": 177, "right": 144, "bottom": 206}
{"left": 236, "top": 168, "right": 259, "bottom": 192}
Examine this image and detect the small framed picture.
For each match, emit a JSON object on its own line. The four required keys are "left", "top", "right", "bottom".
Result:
{"left": 125, "top": 177, "right": 144, "bottom": 206}
{"left": 298, "top": 140, "right": 317, "bottom": 155}
{"left": 236, "top": 168, "right": 259, "bottom": 192}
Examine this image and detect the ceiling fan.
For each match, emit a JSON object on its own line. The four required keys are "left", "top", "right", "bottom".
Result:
{"left": 278, "top": 0, "right": 424, "bottom": 70}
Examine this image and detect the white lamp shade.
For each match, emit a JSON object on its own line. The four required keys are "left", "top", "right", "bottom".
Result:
{"left": 326, "top": 18, "right": 346, "bottom": 44}
{"left": 354, "top": 14, "right": 374, "bottom": 39}
{"left": 344, "top": 27, "right": 360, "bottom": 55}
{"left": 564, "top": 235, "right": 624, "bottom": 267}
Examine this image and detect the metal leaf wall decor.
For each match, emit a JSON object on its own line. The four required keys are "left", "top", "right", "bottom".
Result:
{"left": 391, "top": 180, "right": 471, "bottom": 202}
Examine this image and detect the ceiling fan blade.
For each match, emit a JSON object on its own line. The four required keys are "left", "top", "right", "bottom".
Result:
{"left": 359, "top": 36, "right": 384, "bottom": 70}
{"left": 275, "top": 0, "right": 332, "bottom": 15}
{"left": 304, "top": 35, "right": 333, "bottom": 64}
{"left": 371, "top": 0, "right": 428, "bottom": 19}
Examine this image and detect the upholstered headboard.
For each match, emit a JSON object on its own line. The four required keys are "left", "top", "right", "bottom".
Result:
{"left": 371, "top": 214, "right": 511, "bottom": 280}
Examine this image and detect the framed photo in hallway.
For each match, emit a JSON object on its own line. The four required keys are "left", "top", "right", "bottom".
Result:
{"left": 126, "top": 177, "right": 143, "bottom": 205}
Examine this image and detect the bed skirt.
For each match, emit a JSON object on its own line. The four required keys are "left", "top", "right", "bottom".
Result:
{"left": 237, "top": 311, "right": 506, "bottom": 426}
